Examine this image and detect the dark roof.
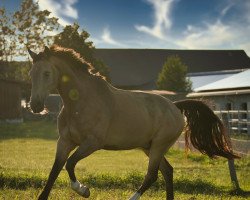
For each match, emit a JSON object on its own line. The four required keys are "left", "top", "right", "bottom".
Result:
{"left": 94, "top": 49, "right": 250, "bottom": 88}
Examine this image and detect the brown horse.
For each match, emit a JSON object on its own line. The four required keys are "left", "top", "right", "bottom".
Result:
{"left": 28, "top": 46, "right": 238, "bottom": 200}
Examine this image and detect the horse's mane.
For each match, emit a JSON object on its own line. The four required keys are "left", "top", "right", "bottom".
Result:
{"left": 50, "top": 45, "right": 93, "bottom": 73}
{"left": 45, "top": 45, "right": 105, "bottom": 79}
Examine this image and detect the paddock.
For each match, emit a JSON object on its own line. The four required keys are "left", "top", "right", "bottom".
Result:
{"left": 0, "top": 121, "right": 249, "bottom": 199}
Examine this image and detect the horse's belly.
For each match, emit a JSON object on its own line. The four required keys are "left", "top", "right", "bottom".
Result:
{"left": 103, "top": 117, "right": 153, "bottom": 150}
{"left": 103, "top": 136, "right": 151, "bottom": 150}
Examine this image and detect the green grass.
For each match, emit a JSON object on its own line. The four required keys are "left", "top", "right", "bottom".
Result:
{"left": 230, "top": 133, "right": 250, "bottom": 140}
{"left": 0, "top": 121, "right": 250, "bottom": 199}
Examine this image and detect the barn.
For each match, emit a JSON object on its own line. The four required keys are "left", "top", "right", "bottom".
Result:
{"left": 0, "top": 79, "right": 22, "bottom": 123}
{"left": 94, "top": 49, "right": 250, "bottom": 90}
{"left": 188, "top": 69, "right": 250, "bottom": 134}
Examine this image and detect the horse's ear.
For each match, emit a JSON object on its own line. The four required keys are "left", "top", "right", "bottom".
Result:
{"left": 44, "top": 46, "right": 50, "bottom": 57}
{"left": 27, "top": 48, "right": 37, "bottom": 60}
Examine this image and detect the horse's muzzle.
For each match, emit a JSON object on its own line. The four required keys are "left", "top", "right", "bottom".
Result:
{"left": 30, "top": 100, "right": 44, "bottom": 113}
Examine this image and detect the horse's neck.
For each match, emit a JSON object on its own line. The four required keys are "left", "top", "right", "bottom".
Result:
{"left": 53, "top": 59, "right": 90, "bottom": 110}
{"left": 52, "top": 57, "right": 108, "bottom": 112}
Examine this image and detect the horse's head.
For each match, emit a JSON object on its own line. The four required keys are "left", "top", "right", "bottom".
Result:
{"left": 28, "top": 46, "right": 58, "bottom": 113}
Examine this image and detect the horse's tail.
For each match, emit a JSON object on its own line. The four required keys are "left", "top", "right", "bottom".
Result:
{"left": 174, "top": 99, "right": 240, "bottom": 159}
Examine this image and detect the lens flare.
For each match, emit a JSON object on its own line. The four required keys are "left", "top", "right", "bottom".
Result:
{"left": 69, "top": 89, "right": 79, "bottom": 101}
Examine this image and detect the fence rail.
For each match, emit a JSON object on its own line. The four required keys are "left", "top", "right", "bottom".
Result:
{"left": 173, "top": 109, "right": 250, "bottom": 156}
{"left": 214, "top": 110, "right": 250, "bottom": 134}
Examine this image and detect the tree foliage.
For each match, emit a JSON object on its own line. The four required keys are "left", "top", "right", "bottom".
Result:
{"left": 12, "top": 0, "right": 59, "bottom": 57}
{"left": 0, "top": 0, "right": 60, "bottom": 82}
{"left": 0, "top": 0, "right": 110, "bottom": 83}
{"left": 0, "top": 8, "right": 16, "bottom": 61}
{"left": 156, "top": 55, "right": 192, "bottom": 92}
{"left": 53, "top": 23, "right": 110, "bottom": 81}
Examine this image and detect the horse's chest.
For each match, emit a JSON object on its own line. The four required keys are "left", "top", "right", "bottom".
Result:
{"left": 67, "top": 114, "right": 97, "bottom": 140}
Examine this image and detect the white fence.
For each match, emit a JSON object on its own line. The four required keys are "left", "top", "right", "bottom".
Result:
{"left": 214, "top": 110, "right": 250, "bottom": 156}
{"left": 173, "top": 109, "right": 250, "bottom": 156}
{"left": 214, "top": 110, "right": 250, "bottom": 134}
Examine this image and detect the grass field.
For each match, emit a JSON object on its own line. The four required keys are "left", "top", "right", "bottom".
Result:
{"left": 0, "top": 121, "right": 250, "bottom": 200}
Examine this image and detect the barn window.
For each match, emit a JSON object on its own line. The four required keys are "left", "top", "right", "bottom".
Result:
{"left": 225, "top": 103, "right": 232, "bottom": 110}
{"left": 241, "top": 102, "right": 247, "bottom": 119}
{"left": 241, "top": 102, "right": 247, "bottom": 110}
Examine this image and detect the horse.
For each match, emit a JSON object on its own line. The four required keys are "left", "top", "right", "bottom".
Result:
{"left": 27, "top": 45, "right": 239, "bottom": 200}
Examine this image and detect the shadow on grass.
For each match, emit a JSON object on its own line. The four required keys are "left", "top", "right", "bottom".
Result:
{"left": 1, "top": 172, "right": 249, "bottom": 197}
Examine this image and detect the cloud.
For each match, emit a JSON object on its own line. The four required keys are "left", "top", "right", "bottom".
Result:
{"left": 245, "top": 1, "right": 250, "bottom": 23}
{"left": 134, "top": 0, "right": 250, "bottom": 56}
{"left": 220, "top": 2, "right": 234, "bottom": 16}
{"left": 177, "top": 20, "right": 235, "bottom": 49}
{"left": 36, "top": 0, "right": 78, "bottom": 26}
{"left": 92, "top": 27, "right": 125, "bottom": 47}
{"left": 239, "top": 42, "right": 250, "bottom": 56}
{"left": 135, "top": 0, "right": 174, "bottom": 39}
{"left": 101, "top": 27, "right": 121, "bottom": 45}
{"left": 174, "top": 1, "right": 250, "bottom": 55}
{"left": 176, "top": 20, "right": 250, "bottom": 57}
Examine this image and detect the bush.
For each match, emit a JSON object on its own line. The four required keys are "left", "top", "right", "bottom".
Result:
{"left": 156, "top": 55, "right": 192, "bottom": 92}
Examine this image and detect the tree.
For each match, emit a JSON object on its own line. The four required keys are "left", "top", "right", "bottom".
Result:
{"left": 156, "top": 55, "right": 192, "bottom": 92}
{"left": 0, "top": 8, "right": 16, "bottom": 61}
{"left": 12, "top": 0, "right": 60, "bottom": 58}
{"left": 0, "top": 0, "right": 60, "bottom": 81}
{"left": 53, "top": 23, "right": 110, "bottom": 81}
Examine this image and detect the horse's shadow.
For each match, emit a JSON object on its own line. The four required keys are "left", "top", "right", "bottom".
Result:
{"left": 1, "top": 173, "right": 250, "bottom": 198}
{"left": 174, "top": 179, "right": 250, "bottom": 197}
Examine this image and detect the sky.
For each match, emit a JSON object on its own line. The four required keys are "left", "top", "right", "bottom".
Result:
{"left": 2, "top": 0, "right": 250, "bottom": 56}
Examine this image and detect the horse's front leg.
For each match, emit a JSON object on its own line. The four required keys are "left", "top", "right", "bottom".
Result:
{"left": 38, "top": 138, "right": 75, "bottom": 200}
{"left": 65, "top": 135, "right": 100, "bottom": 198}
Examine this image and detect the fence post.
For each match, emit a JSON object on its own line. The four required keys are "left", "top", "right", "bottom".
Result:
{"left": 219, "top": 110, "right": 241, "bottom": 192}
{"left": 225, "top": 129, "right": 241, "bottom": 193}
{"left": 227, "top": 159, "right": 240, "bottom": 192}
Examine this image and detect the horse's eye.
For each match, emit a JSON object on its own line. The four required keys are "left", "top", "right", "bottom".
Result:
{"left": 44, "top": 71, "right": 50, "bottom": 78}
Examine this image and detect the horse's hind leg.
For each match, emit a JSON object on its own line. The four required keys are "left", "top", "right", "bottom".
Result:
{"left": 129, "top": 142, "right": 165, "bottom": 200}
{"left": 143, "top": 150, "right": 174, "bottom": 200}
{"left": 159, "top": 158, "right": 174, "bottom": 200}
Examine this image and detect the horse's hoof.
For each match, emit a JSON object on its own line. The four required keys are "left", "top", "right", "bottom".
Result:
{"left": 71, "top": 180, "right": 90, "bottom": 198}
{"left": 82, "top": 187, "right": 90, "bottom": 198}
{"left": 129, "top": 192, "right": 141, "bottom": 200}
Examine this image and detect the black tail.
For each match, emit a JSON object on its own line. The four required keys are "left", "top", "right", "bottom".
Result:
{"left": 174, "top": 99, "right": 239, "bottom": 159}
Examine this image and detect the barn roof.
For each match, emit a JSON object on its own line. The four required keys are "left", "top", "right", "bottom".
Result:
{"left": 194, "top": 69, "right": 250, "bottom": 92}
{"left": 187, "top": 89, "right": 250, "bottom": 97}
{"left": 188, "top": 69, "right": 244, "bottom": 90}
{"left": 94, "top": 49, "right": 250, "bottom": 88}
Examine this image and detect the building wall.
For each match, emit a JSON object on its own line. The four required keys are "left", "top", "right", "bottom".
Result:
{"left": 200, "top": 93, "right": 250, "bottom": 110}
{"left": 0, "top": 80, "right": 22, "bottom": 120}
{"left": 193, "top": 93, "right": 250, "bottom": 134}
